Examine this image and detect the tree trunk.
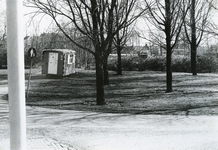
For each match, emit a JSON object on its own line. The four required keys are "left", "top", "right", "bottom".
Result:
{"left": 160, "top": 46, "right": 163, "bottom": 56}
{"left": 191, "top": 0, "right": 197, "bottom": 75}
{"left": 166, "top": 45, "right": 173, "bottom": 92}
{"left": 103, "top": 56, "right": 109, "bottom": 85}
{"left": 95, "top": 56, "right": 106, "bottom": 105}
{"left": 191, "top": 43, "right": 197, "bottom": 75}
{"left": 165, "top": 0, "right": 173, "bottom": 93}
{"left": 117, "top": 46, "right": 122, "bottom": 75}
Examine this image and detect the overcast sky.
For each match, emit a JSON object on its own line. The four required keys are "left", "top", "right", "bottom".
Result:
{"left": 1, "top": 1, "right": 218, "bottom": 46}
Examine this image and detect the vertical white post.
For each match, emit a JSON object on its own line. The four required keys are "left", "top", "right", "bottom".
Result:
{"left": 6, "top": 0, "right": 26, "bottom": 150}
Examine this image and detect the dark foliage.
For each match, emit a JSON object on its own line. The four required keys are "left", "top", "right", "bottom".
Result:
{"left": 108, "top": 54, "right": 218, "bottom": 73}
{"left": 0, "top": 49, "right": 7, "bottom": 69}
{"left": 0, "top": 49, "right": 42, "bottom": 69}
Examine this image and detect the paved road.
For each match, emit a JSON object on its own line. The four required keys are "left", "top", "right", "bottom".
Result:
{"left": 1, "top": 82, "right": 218, "bottom": 150}
{"left": 26, "top": 107, "right": 218, "bottom": 150}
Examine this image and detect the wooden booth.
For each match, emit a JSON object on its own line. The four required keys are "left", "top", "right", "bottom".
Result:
{"left": 42, "top": 49, "right": 76, "bottom": 76}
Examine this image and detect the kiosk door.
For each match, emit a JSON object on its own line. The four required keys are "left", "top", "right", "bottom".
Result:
{"left": 48, "top": 52, "right": 58, "bottom": 74}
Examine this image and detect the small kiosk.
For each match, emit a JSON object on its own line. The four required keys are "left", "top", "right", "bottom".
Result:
{"left": 42, "top": 49, "right": 76, "bottom": 76}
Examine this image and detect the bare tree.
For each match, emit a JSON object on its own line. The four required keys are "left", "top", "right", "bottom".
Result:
{"left": 110, "top": 1, "right": 147, "bottom": 76}
{"left": 144, "top": 0, "right": 189, "bottom": 92}
{"left": 25, "top": 0, "right": 140, "bottom": 105}
{"left": 114, "top": 25, "right": 136, "bottom": 75}
{"left": 114, "top": 26, "right": 128, "bottom": 75}
{"left": 102, "top": 1, "right": 144, "bottom": 84}
{"left": 184, "top": 0, "right": 215, "bottom": 75}
{"left": 113, "top": 3, "right": 138, "bottom": 75}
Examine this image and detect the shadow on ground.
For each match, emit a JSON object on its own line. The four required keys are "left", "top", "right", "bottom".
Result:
{"left": 2, "top": 69, "right": 218, "bottom": 116}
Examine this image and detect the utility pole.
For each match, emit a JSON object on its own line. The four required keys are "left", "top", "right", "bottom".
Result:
{"left": 6, "top": 0, "right": 26, "bottom": 150}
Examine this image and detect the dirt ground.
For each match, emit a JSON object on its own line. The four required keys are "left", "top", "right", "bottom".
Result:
{"left": 1, "top": 68, "right": 218, "bottom": 116}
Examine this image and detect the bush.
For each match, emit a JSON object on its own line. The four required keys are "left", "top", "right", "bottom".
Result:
{"left": 0, "top": 49, "right": 7, "bottom": 69}
{"left": 107, "top": 58, "right": 117, "bottom": 71}
{"left": 140, "top": 57, "right": 166, "bottom": 71}
{"left": 172, "top": 56, "right": 191, "bottom": 73}
{"left": 0, "top": 49, "right": 42, "bottom": 69}
{"left": 108, "top": 54, "right": 218, "bottom": 73}
{"left": 122, "top": 56, "right": 139, "bottom": 71}
{"left": 197, "top": 53, "right": 218, "bottom": 73}
{"left": 108, "top": 56, "right": 166, "bottom": 72}
{"left": 107, "top": 55, "right": 139, "bottom": 71}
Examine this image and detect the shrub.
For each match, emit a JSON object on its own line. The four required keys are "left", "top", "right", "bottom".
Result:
{"left": 197, "top": 53, "right": 218, "bottom": 73}
{"left": 121, "top": 56, "right": 139, "bottom": 71}
{"left": 108, "top": 56, "right": 166, "bottom": 71}
{"left": 0, "top": 49, "right": 7, "bottom": 69}
{"left": 142, "top": 57, "right": 166, "bottom": 71}
{"left": 172, "top": 56, "right": 191, "bottom": 73}
{"left": 0, "top": 49, "right": 42, "bottom": 69}
{"left": 107, "top": 58, "right": 117, "bottom": 71}
{"left": 107, "top": 55, "right": 139, "bottom": 71}
{"left": 108, "top": 53, "right": 218, "bottom": 73}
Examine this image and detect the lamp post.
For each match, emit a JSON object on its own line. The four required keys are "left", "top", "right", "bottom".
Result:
{"left": 6, "top": 0, "right": 26, "bottom": 150}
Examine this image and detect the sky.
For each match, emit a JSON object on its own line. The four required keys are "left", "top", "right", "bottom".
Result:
{"left": 0, "top": 0, "right": 54, "bottom": 37}
{"left": 0, "top": 0, "right": 6, "bottom": 37}
{"left": 0, "top": 1, "right": 218, "bottom": 46}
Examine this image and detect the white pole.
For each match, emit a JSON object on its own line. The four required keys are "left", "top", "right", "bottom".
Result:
{"left": 6, "top": 0, "right": 26, "bottom": 150}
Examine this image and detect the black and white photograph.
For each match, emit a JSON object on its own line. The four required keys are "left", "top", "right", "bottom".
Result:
{"left": 1, "top": 0, "right": 218, "bottom": 149}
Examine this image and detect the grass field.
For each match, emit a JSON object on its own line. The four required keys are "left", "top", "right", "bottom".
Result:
{"left": 1, "top": 68, "right": 218, "bottom": 115}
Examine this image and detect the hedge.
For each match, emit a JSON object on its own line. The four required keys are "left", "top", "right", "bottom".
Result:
{"left": 108, "top": 53, "right": 218, "bottom": 73}
{"left": 0, "top": 49, "right": 7, "bottom": 69}
{"left": 0, "top": 50, "right": 42, "bottom": 69}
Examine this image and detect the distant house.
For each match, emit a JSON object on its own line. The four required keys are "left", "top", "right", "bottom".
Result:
{"left": 109, "top": 45, "right": 150, "bottom": 59}
{"left": 173, "top": 49, "right": 190, "bottom": 57}
{"left": 208, "top": 45, "right": 218, "bottom": 57}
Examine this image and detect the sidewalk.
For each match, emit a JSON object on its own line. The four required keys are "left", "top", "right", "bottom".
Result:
{"left": 0, "top": 86, "right": 76, "bottom": 150}
{"left": 0, "top": 136, "right": 75, "bottom": 150}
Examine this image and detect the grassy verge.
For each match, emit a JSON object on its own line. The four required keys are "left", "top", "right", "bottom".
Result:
{"left": 22, "top": 69, "right": 218, "bottom": 116}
